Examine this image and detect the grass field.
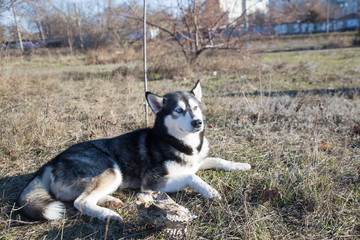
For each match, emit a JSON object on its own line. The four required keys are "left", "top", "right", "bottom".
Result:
{"left": 0, "top": 47, "right": 360, "bottom": 239}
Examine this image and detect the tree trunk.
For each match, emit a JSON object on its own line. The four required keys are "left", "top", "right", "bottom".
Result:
{"left": 67, "top": 28, "right": 73, "bottom": 55}
{"left": 11, "top": 0, "right": 24, "bottom": 51}
{"left": 36, "top": 21, "right": 45, "bottom": 42}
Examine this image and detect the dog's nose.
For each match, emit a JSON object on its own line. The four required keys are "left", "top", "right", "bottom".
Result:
{"left": 191, "top": 119, "right": 202, "bottom": 128}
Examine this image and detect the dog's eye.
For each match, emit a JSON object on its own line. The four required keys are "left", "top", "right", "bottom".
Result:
{"left": 193, "top": 106, "right": 198, "bottom": 111}
{"left": 175, "top": 108, "right": 183, "bottom": 114}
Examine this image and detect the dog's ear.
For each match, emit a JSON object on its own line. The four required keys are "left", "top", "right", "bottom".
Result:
{"left": 146, "top": 92, "right": 164, "bottom": 114}
{"left": 191, "top": 80, "right": 202, "bottom": 102}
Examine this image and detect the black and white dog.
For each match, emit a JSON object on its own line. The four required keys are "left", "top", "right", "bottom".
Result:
{"left": 17, "top": 81, "right": 251, "bottom": 221}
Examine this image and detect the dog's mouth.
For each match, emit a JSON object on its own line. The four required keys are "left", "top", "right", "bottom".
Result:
{"left": 179, "top": 127, "right": 202, "bottom": 133}
{"left": 192, "top": 127, "right": 203, "bottom": 133}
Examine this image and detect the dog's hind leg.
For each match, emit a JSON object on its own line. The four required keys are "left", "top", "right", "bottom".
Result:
{"left": 74, "top": 166, "right": 123, "bottom": 222}
{"left": 199, "top": 157, "right": 251, "bottom": 171}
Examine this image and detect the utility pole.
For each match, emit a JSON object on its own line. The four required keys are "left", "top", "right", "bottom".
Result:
{"left": 326, "top": 0, "right": 330, "bottom": 33}
{"left": 75, "top": 2, "right": 84, "bottom": 50}
{"left": 242, "top": 0, "right": 249, "bottom": 53}
{"left": 11, "top": 0, "right": 24, "bottom": 51}
{"left": 357, "top": 0, "right": 360, "bottom": 45}
{"left": 143, "top": 0, "right": 148, "bottom": 127}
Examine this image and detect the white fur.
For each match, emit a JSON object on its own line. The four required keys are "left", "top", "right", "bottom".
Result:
{"left": 199, "top": 157, "right": 252, "bottom": 171}
{"left": 164, "top": 114, "right": 188, "bottom": 136}
{"left": 165, "top": 114, "right": 204, "bottom": 140}
{"left": 165, "top": 98, "right": 204, "bottom": 137}
{"left": 159, "top": 173, "right": 221, "bottom": 199}
{"left": 192, "top": 81, "right": 202, "bottom": 102}
{"left": 73, "top": 165, "right": 123, "bottom": 221}
{"left": 177, "top": 101, "right": 186, "bottom": 111}
{"left": 163, "top": 156, "right": 221, "bottom": 199}
{"left": 188, "top": 99, "right": 203, "bottom": 121}
{"left": 164, "top": 137, "right": 209, "bottom": 177}
{"left": 146, "top": 93, "right": 163, "bottom": 114}
{"left": 161, "top": 155, "right": 251, "bottom": 200}
{"left": 43, "top": 201, "right": 65, "bottom": 220}
{"left": 160, "top": 136, "right": 223, "bottom": 199}
{"left": 97, "top": 195, "right": 123, "bottom": 206}
{"left": 17, "top": 175, "right": 66, "bottom": 221}
{"left": 159, "top": 129, "right": 251, "bottom": 200}
{"left": 50, "top": 175, "right": 81, "bottom": 202}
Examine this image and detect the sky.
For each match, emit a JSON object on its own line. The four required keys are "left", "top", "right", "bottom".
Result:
{"left": 1, "top": 0, "right": 180, "bottom": 31}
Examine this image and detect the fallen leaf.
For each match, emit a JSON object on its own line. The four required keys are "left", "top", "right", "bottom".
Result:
{"left": 6, "top": 151, "right": 13, "bottom": 156}
{"left": 240, "top": 115, "right": 249, "bottom": 122}
{"left": 261, "top": 187, "right": 282, "bottom": 203}
{"left": 354, "top": 125, "right": 360, "bottom": 135}
{"left": 320, "top": 140, "right": 329, "bottom": 151}
{"left": 320, "top": 143, "right": 329, "bottom": 151}
{"left": 224, "top": 183, "right": 232, "bottom": 193}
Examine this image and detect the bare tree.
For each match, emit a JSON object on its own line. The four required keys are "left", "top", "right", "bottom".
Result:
{"left": 87, "top": 1, "right": 143, "bottom": 47}
{"left": 74, "top": 2, "right": 84, "bottom": 50}
{"left": 22, "top": 0, "right": 92, "bottom": 51}
{"left": 103, "top": 0, "right": 122, "bottom": 46}
{"left": 0, "top": 2, "right": 6, "bottom": 41}
{"left": 0, "top": 24, "right": 5, "bottom": 41}
{"left": 23, "top": 0, "right": 48, "bottom": 41}
{"left": 127, "top": 0, "right": 247, "bottom": 64}
{"left": 49, "top": 2, "right": 77, "bottom": 54}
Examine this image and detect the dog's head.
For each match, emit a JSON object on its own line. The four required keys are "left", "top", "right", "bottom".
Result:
{"left": 146, "top": 81, "right": 204, "bottom": 137}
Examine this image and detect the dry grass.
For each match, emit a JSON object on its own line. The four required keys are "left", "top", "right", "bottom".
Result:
{"left": 0, "top": 47, "right": 360, "bottom": 239}
{"left": 85, "top": 47, "right": 140, "bottom": 65}
{"left": 251, "top": 32, "right": 358, "bottom": 53}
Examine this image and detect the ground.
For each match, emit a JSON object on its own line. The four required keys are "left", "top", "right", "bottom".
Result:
{"left": 0, "top": 47, "right": 359, "bottom": 239}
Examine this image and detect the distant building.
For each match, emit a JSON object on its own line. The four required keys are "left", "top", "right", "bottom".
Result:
{"left": 332, "top": 0, "right": 358, "bottom": 17}
{"left": 268, "top": 0, "right": 293, "bottom": 10}
{"left": 268, "top": 0, "right": 359, "bottom": 18}
{"left": 219, "top": 0, "right": 269, "bottom": 21}
{"left": 220, "top": 0, "right": 359, "bottom": 21}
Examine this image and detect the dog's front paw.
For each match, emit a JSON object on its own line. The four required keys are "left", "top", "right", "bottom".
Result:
{"left": 209, "top": 189, "right": 222, "bottom": 200}
{"left": 232, "top": 162, "right": 251, "bottom": 171}
{"left": 102, "top": 211, "right": 123, "bottom": 222}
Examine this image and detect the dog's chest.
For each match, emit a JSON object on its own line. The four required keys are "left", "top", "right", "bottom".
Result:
{"left": 165, "top": 137, "right": 209, "bottom": 176}
{"left": 165, "top": 156, "right": 200, "bottom": 176}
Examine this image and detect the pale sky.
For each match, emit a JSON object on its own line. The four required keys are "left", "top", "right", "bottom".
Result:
{"left": 1, "top": 0, "right": 180, "bottom": 30}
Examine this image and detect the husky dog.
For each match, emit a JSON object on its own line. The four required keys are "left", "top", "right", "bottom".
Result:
{"left": 17, "top": 81, "right": 251, "bottom": 222}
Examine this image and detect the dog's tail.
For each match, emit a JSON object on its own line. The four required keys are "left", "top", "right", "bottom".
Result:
{"left": 17, "top": 167, "right": 65, "bottom": 221}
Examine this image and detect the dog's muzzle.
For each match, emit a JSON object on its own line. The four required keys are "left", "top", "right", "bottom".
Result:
{"left": 191, "top": 119, "right": 203, "bottom": 129}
